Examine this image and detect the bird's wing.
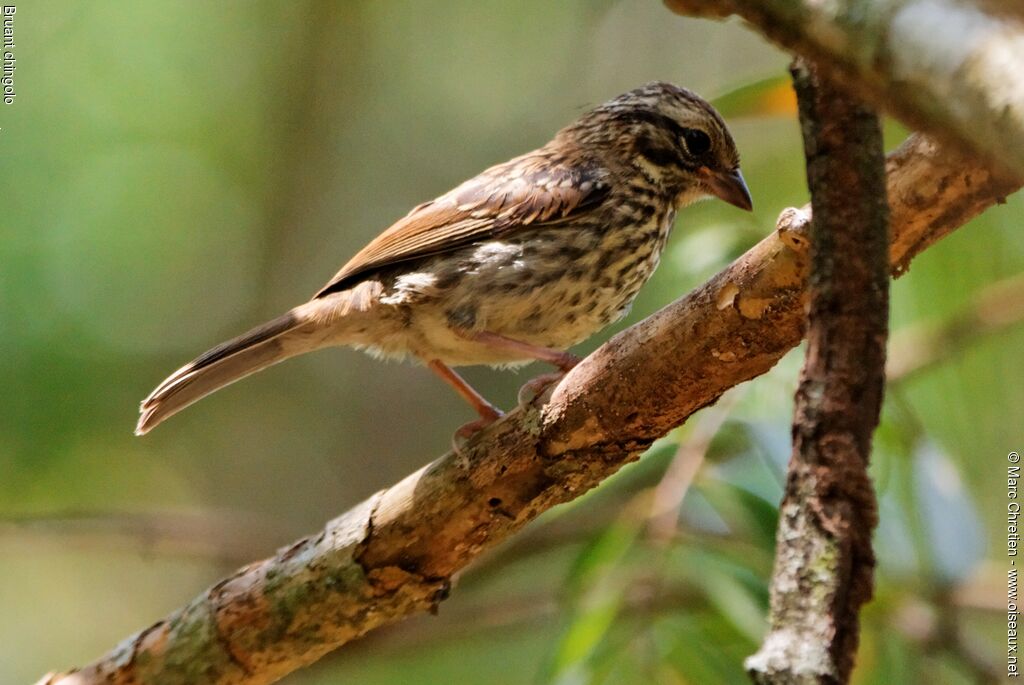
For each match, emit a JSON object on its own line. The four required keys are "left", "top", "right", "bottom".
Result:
{"left": 314, "top": 151, "right": 611, "bottom": 298}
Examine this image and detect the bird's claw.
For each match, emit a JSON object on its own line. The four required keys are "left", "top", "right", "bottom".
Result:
{"left": 451, "top": 410, "right": 504, "bottom": 457}
{"left": 517, "top": 371, "right": 569, "bottom": 408}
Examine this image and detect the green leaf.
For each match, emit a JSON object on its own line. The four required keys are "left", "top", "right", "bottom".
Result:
{"left": 712, "top": 75, "right": 796, "bottom": 119}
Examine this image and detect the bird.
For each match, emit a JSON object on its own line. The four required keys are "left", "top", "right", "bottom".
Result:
{"left": 135, "top": 81, "right": 752, "bottom": 439}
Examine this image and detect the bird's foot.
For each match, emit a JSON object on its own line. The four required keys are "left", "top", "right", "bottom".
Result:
{"left": 451, "top": 406, "right": 504, "bottom": 456}
{"left": 517, "top": 365, "right": 577, "bottom": 408}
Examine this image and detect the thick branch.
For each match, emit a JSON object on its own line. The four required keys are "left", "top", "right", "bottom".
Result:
{"left": 39, "top": 134, "right": 1018, "bottom": 685}
{"left": 665, "top": 0, "right": 1024, "bottom": 179}
{"left": 745, "top": 60, "right": 889, "bottom": 685}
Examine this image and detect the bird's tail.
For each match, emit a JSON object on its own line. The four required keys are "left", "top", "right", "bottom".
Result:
{"left": 134, "top": 287, "right": 375, "bottom": 436}
{"left": 135, "top": 310, "right": 308, "bottom": 435}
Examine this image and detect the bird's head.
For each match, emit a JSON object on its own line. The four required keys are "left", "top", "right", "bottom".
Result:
{"left": 574, "top": 81, "right": 752, "bottom": 211}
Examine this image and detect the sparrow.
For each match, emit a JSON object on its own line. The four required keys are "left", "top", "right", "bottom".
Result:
{"left": 136, "top": 81, "right": 752, "bottom": 438}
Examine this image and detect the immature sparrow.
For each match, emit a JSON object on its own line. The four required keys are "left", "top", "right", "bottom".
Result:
{"left": 136, "top": 81, "right": 751, "bottom": 437}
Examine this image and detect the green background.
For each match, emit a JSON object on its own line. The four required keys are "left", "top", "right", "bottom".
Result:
{"left": 2, "top": 2, "right": 1021, "bottom": 683}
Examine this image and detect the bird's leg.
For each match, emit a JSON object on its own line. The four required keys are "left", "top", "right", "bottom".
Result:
{"left": 462, "top": 330, "right": 581, "bottom": 371}
{"left": 426, "top": 359, "right": 504, "bottom": 446}
{"left": 455, "top": 330, "right": 580, "bottom": 406}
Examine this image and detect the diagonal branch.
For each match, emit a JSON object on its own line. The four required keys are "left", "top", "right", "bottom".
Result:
{"left": 745, "top": 58, "right": 890, "bottom": 685}
{"left": 664, "top": 0, "right": 1024, "bottom": 179}
{"left": 38, "top": 134, "right": 1019, "bottom": 685}
{"left": 886, "top": 272, "right": 1024, "bottom": 380}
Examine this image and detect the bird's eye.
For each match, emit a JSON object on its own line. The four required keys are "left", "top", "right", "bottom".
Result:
{"left": 681, "top": 129, "right": 711, "bottom": 156}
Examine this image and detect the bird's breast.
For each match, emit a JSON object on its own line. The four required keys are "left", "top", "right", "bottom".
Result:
{"left": 368, "top": 201, "right": 676, "bottom": 365}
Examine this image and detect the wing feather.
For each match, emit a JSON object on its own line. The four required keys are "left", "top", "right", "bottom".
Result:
{"left": 314, "top": 151, "right": 610, "bottom": 298}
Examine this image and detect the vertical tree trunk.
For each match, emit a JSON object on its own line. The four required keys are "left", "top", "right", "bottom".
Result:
{"left": 747, "top": 59, "right": 890, "bottom": 684}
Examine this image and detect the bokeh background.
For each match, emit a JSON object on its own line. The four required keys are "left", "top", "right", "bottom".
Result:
{"left": 2, "top": 2, "right": 1022, "bottom": 683}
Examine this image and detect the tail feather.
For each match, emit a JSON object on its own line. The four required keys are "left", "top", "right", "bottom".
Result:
{"left": 136, "top": 284, "right": 382, "bottom": 436}
{"left": 136, "top": 310, "right": 306, "bottom": 435}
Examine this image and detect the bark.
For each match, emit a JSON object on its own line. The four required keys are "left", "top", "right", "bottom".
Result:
{"left": 664, "top": 0, "right": 1024, "bottom": 179}
{"left": 745, "top": 60, "right": 889, "bottom": 685}
{"left": 38, "top": 135, "right": 1018, "bottom": 685}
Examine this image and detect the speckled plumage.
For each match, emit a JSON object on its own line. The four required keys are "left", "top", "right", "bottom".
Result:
{"left": 136, "top": 82, "right": 751, "bottom": 435}
{"left": 341, "top": 205, "right": 677, "bottom": 366}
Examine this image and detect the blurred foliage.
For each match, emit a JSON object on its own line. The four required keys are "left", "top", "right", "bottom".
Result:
{"left": 1, "top": 1, "right": 1022, "bottom": 684}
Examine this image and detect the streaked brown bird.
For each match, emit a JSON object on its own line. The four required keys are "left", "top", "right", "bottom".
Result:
{"left": 136, "top": 82, "right": 752, "bottom": 438}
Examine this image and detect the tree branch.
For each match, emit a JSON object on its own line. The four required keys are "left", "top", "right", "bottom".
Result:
{"left": 745, "top": 59, "right": 889, "bottom": 685}
{"left": 0, "top": 509, "right": 286, "bottom": 564}
{"left": 886, "top": 272, "right": 1024, "bottom": 380}
{"left": 664, "top": 0, "right": 1024, "bottom": 179}
{"left": 38, "top": 133, "right": 1018, "bottom": 685}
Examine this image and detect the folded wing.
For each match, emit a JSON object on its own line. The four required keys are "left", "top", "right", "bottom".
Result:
{"left": 315, "top": 151, "right": 611, "bottom": 297}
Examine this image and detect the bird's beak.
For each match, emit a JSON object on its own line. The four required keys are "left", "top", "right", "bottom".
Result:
{"left": 699, "top": 167, "right": 753, "bottom": 212}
